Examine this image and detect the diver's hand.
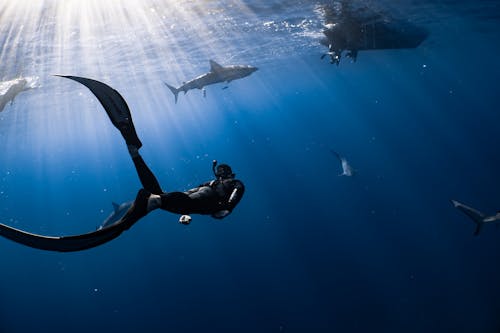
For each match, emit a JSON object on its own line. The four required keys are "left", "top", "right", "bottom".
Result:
{"left": 212, "top": 210, "right": 230, "bottom": 219}
{"left": 179, "top": 215, "right": 192, "bottom": 225}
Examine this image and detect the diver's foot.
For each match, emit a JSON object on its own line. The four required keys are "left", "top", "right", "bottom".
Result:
{"left": 119, "top": 122, "right": 143, "bottom": 149}
{"left": 136, "top": 188, "right": 151, "bottom": 212}
{"left": 127, "top": 188, "right": 150, "bottom": 218}
{"left": 128, "top": 145, "right": 140, "bottom": 158}
{"left": 118, "top": 189, "right": 150, "bottom": 230}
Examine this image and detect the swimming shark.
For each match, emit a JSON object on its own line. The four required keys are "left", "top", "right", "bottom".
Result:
{"left": 330, "top": 149, "right": 355, "bottom": 176}
{"left": 0, "top": 76, "right": 39, "bottom": 112}
{"left": 97, "top": 201, "right": 133, "bottom": 230}
{"left": 164, "top": 60, "right": 258, "bottom": 103}
{"left": 451, "top": 200, "right": 500, "bottom": 236}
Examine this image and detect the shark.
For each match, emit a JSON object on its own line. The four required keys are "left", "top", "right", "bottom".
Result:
{"left": 97, "top": 201, "right": 133, "bottom": 230}
{"left": 451, "top": 200, "right": 500, "bottom": 236}
{"left": 0, "top": 76, "right": 39, "bottom": 112}
{"left": 330, "top": 149, "right": 355, "bottom": 176}
{"left": 164, "top": 60, "right": 258, "bottom": 103}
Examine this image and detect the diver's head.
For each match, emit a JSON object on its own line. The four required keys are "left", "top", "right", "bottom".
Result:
{"left": 215, "top": 164, "right": 235, "bottom": 179}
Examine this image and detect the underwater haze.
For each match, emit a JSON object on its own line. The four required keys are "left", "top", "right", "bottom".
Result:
{"left": 1, "top": 0, "right": 500, "bottom": 332}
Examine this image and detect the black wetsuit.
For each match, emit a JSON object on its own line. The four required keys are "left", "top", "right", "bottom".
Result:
{"left": 132, "top": 154, "right": 244, "bottom": 217}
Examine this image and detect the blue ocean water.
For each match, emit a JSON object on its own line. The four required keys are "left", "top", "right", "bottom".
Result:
{"left": 1, "top": 1, "right": 500, "bottom": 332}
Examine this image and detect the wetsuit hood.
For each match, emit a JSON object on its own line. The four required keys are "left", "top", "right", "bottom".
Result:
{"left": 214, "top": 163, "right": 235, "bottom": 179}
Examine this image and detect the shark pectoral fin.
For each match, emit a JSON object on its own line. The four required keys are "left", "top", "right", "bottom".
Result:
{"left": 474, "top": 223, "right": 483, "bottom": 236}
{"left": 112, "top": 202, "right": 120, "bottom": 212}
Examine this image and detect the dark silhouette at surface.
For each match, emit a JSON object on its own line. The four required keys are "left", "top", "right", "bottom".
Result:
{"left": 319, "top": 1, "right": 428, "bottom": 65}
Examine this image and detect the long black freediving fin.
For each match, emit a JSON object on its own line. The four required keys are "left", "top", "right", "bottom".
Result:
{"left": 56, "top": 75, "right": 142, "bottom": 148}
{"left": 0, "top": 222, "right": 124, "bottom": 252}
{"left": 0, "top": 189, "right": 149, "bottom": 252}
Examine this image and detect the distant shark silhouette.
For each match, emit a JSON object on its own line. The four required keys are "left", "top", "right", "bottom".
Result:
{"left": 97, "top": 201, "right": 133, "bottom": 230}
{"left": 0, "top": 76, "right": 39, "bottom": 112}
{"left": 330, "top": 149, "right": 355, "bottom": 176}
{"left": 164, "top": 60, "right": 258, "bottom": 103}
{"left": 451, "top": 200, "right": 500, "bottom": 236}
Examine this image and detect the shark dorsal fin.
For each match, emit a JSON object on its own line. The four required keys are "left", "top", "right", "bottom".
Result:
{"left": 112, "top": 202, "right": 120, "bottom": 212}
{"left": 209, "top": 60, "right": 224, "bottom": 72}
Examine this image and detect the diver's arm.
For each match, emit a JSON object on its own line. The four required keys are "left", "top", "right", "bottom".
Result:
{"left": 226, "top": 180, "right": 245, "bottom": 211}
{"left": 211, "top": 180, "right": 245, "bottom": 219}
{"left": 211, "top": 210, "right": 230, "bottom": 219}
{"left": 184, "top": 180, "right": 215, "bottom": 195}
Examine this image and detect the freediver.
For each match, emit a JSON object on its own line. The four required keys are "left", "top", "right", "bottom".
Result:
{"left": 0, "top": 76, "right": 245, "bottom": 252}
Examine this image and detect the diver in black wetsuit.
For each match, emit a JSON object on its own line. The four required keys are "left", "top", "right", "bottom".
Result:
{"left": 0, "top": 76, "right": 244, "bottom": 252}
{"left": 127, "top": 145, "right": 244, "bottom": 222}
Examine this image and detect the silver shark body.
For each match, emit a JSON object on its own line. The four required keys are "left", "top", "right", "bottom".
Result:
{"left": 330, "top": 149, "right": 355, "bottom": 176}
{"left": 164, "top": 60, "right": 257, "bottom": 103}
{"left": 0, "top": 76, "right": 39, "bottom": 112}
{"left": 451, "top": 200, "right": 500, "bottom": 236}
{"left": 98, "top": 201, "right": 133, "bottom": 230}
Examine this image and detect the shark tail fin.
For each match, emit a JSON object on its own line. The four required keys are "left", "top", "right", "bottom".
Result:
{"left": 451, "top": 200, "right": 485, "bottom": 236}
{"left": 164, "top": 82, "right": 179, "bottom": 103}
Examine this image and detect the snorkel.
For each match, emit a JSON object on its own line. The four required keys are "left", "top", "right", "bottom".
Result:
{"left": 212, "top": 160, "right": 218, "bottom": 178}
{"left": 212, "top": 160, "right": 235, "bottom": 179}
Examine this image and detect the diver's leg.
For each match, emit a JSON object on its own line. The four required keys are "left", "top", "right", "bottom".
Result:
{"left": 119, "top": 122, "right": 143, "bottom": 148}
{"left": 117, "top": 188, "right": 151, "bottom": 230}
{"left": 154, "top": 192, "right": 214, "bottom": 215}
{"left": 147, "top": 192, "right": 193, "bottom": 215}
{"left": 128, "top": 146, "right": 163, "bottom": 195}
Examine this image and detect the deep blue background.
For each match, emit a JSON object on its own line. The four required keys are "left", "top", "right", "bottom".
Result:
{"left": 1, "top": 1, "right": 500, "bottom": 332}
